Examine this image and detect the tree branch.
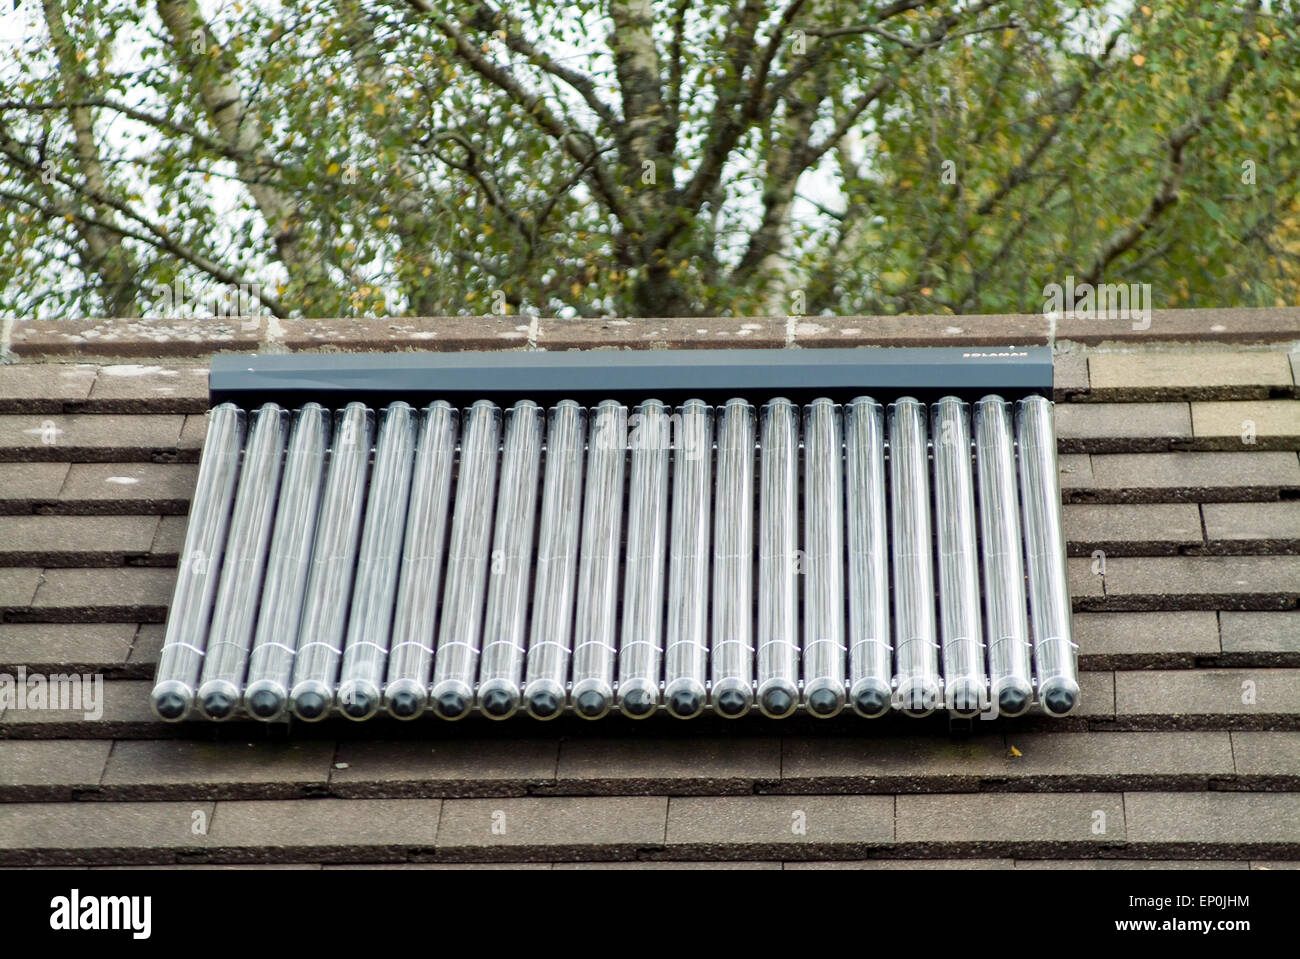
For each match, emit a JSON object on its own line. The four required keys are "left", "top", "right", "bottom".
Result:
{"left": 1082, "top": 0, "right": 1261, "bottom": 285}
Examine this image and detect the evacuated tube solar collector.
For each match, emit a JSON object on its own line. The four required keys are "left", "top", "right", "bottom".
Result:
{"left": 155, "top": 346, "right": 1071, "bottom": 722}
{"left": 243, "top": 403, "right": 329, "bottom": 721}
{"left": 383, "top": 402, "right": 458, "bottom": 719}
{"left": 617, "top": 400, "right": 671, "bottom": 718}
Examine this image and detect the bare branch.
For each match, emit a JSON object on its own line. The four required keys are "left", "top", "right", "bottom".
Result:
{"left": 404, "top": 0, "right": 638, "bottom": 231}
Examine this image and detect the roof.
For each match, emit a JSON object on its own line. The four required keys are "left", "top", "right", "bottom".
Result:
{"left": 1, "top": 309, "right": 1298, "bottom": 868}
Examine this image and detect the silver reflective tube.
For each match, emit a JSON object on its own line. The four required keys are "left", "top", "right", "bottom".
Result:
{"left": 844, "top": 397, "right": 892, "bottom": 718}
{"left": 974, "top": 396, "right": 1034, "bottom": 716}
{"left": 196, "top": 404, "right": 287, "bottom": 720}
{"left": 524, "top": 401, "right": 586, "bottom": 719}
{"left": 336, "top": 403, "right": 417, "bottom": 721}
{"left": 384, "top": 402, "right": 458, "bottom": 720}
{"left": 430, "top": 400, "right": 501, "bottom": 719}
{"left": 802, "top": 399, "right": 846, "bottom": 718}
{"left": 931, "top": 397, "right": 987, "bottom": 717}
{"left": 244, "top": 404, "right": 330, "bottom": 721}
{"left": 757, "top": 398, "right": 800, "bottom": 718}
{"left": 289, "top": 402, "right": 374, "bottom": 721}
{"left": 151, "top": 404, "right": 245, "bottom": 721}
{"left": 889, "top": 397, "right": 941, "bottom": 716}
{"left": 570, "top": 401, "right": 628, "bottom": 719}
{"left": 711, "top": 399, "right": 755, "bottom": 718}
{"left": 1017, "top": 396, "right": 1080, "bottom": 716}
{"left": 618, "top": 400, "right": 670, "bottom": 718}
{"left": 477, "top": 401, "right": 543, "bottom": 720}
{"left": 664, "top": 400, "right": 713, "bottom": 719}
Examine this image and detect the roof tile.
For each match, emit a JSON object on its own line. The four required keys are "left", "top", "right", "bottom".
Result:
{"left": 0, "top": 364, "right": 97, "bottom": 413}
{"left": 207, "top": 798, "right": 441, "bottom": 862}
{"left": 0, "top": 463, "right": 70, "bottom": 513}
{"left": 1088, "top": 351, "right": 1295, "bottom": 400}
{"left": 1094, "top": 556, "right": 1300, "bottom": 609}
{"left": 0, "top": 414, "right": 185, "bottom": 462}
{"left": 0, "top": 515, "right": 161, "bottom": 566}
{"left": 0, "top": 800, "right": 215, "bottom": 865}
{"left": 1055, "top": 402, "right": 1191, "bottom": 452}
{"left": 1115, "top": 669, "right": 1300, "bottom": 721}
{"left": 28, "top": 567, "right": 175, "bottom": 621}
{"left": 436, "top": 796, "right": 667, "bottom": 860}
{"left": 0, "top": 740, "right": 112, "bottom": 800}
{"left": 1085, "top": 452, "right": 1300, "bottom": 502}
{"left": 785, "top": 858, "right": 1016, "bottom": 869}
{"left": 9, "top": 316, "right": 262, "bottom": 358}
{"left": 0, "top": 567, "right": 43, "bottom": 609}
{"left": 1057, "top": 306, "right": 1300, "bottom": 345}
{"left": 1219, "top": 612, "right": 1300, "bottom": 656}
{"left": 895, "top": 793, "right": 1126, "bottom": 847}
{"left": 1125, "top": 792, "right": 1300, "bottom": 851}
{"left": 330, "top": 739, "right": 559, "bottom": 798}
{"left": 57, "top": 463, "right": 196, "bottom": 515}
{"left": 780, "top": 732, "right": 1231, "bottom": 792}
{"left": 1054, "top": 353, "right": 1090, "bottom": 400}
{"left": 0, "top": 679, "right": 156, "bottom": 734}
{"left": 103, "top": 740, "right": 336, "bottom": 799}
{"left": 546, "top": 316, "right": 786, "bottom": 350}
{"left": 1065, "top": 503, "right": 1202, "bottom": 555}
{"left": 1229, "top": 732, "right": 1300, "bottom": 785}
{"left": 86, "top": 364, "right": 209, "bottom": 413}
{"left": 666, "top": 795, "right": 893, "bottom": 858}
{"left": 1015, "top": 859, "right": 1250, "bottom": 869}
{"left": 0, "top": 623, "right": 137, "bottom": 671}
{"left": 278, "top": 315, "right": 533, "bottom": 352}
{"left": 1202, "top": 502, "right": 1300, "bottom": 550}
{"left": 1191, "top": 400, "right": 1300, "bottom": 450}
{"left": 1073, "top": 611, "right": 1220, "bottom": 666}
{"left": 550, "top": 737, "right": 780, "bottom": 795}
{"left": 1057, "top": 453, "right": 1094, "bottom": 489}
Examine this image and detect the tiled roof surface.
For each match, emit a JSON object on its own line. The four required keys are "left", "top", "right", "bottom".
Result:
{"left": 1, "top": 311, "right": 1298, "bottom": 869}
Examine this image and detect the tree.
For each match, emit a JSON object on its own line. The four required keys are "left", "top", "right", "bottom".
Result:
{"left": 1, "top": 0, "right": 1296, "bottom": 321}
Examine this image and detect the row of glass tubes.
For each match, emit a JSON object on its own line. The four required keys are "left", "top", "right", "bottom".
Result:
{"left": 150, "top": 393, "right": 1077, "bottom": 722}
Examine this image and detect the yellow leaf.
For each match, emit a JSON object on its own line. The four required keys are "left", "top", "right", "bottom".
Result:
{"left": 375, "top": 216, "right": 391, "bottom": 229}
{"left": 570, "top": 283, "right": 582, "bottom": 298}
{"left": 373, "top": 102, "right": 385, "bottom": 116}
{"left": 482, "top": 223, "right": 494, "bottom": 236}
{"left": 1131, "top": 54, "right": 1146, "bottom": 67}
{"left": 1141, "top": 5, "right": 1152, "bottom": 15}
{"left": 1009, "top": 745, "right": 1022, "bottom": 758}
{"left": 327, "top": 162, "right": 340, "bottom": 176}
